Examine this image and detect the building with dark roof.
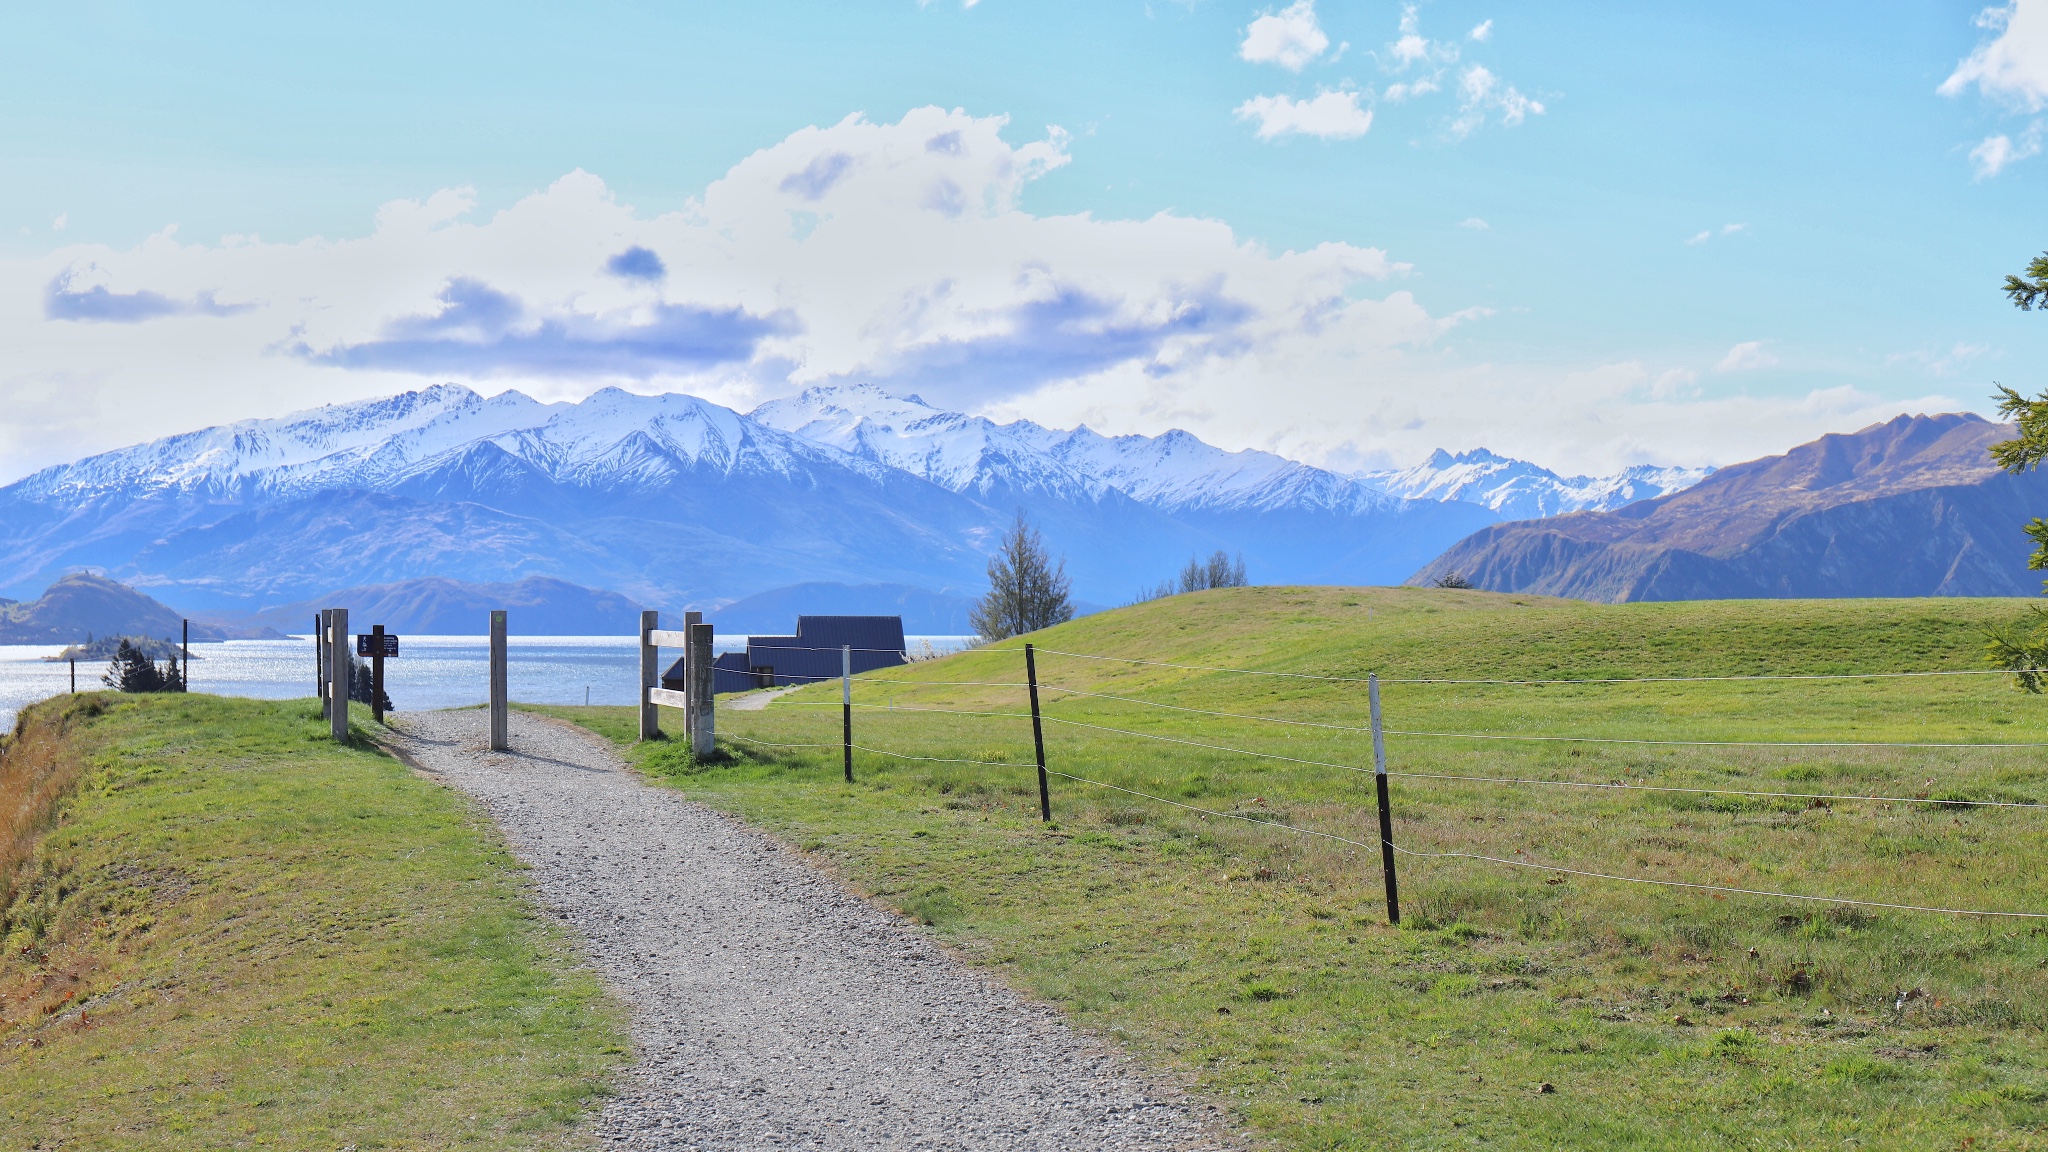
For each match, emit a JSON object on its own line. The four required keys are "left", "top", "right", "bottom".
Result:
{"left": 662, "top": 615, "right": 907, "bottom": 695}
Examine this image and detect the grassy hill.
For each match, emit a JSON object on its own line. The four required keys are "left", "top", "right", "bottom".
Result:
{"left": 544, "top": 586, "right": 2048, "bottom": 1151}
{"left": 0, "top": 694, "right": 624, "bottom": 1149}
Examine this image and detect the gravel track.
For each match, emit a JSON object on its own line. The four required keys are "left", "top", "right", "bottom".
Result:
{"left": 384, "top": 709, "right": 1234, "bottom": 1151}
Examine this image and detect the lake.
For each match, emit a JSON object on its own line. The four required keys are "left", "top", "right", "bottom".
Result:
{"left": 0, "top": 634, "right": 978, "bottom": 731}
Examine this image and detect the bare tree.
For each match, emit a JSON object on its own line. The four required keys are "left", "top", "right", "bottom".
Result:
{"left": 971, "top": 512, "right": 1075, "bottom": 641}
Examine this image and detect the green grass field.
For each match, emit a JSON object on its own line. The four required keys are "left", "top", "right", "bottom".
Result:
{"left": 537, "top": 587, "right": 2048, "bottom": 1151}
{"left": 0, "top": 694, "right": 626, "bottom": 1151}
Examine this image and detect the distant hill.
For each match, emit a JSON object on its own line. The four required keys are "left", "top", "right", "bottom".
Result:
{"left": 247, "top": 577, "right": 644, "bottom": 636}
{"left": 708, "top": 582, "right": 984, "bottom": 634}
{"left": 1410, "top": 413, "right": 2048, "bottom": 601}
{"left": 0, "top": 573, "right": 279, "bottom": 643}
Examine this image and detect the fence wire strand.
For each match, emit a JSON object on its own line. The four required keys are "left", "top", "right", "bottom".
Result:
{"left": 1042, "top": 769, "right": 2048, "bottom": 919}
{"left": 1025, "top": 647, "right": 2014, "bottom": 686}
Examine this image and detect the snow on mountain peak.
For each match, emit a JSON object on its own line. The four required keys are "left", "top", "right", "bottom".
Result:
{"left": 1359, "top": 447, "right": 1711, "bottom": 520}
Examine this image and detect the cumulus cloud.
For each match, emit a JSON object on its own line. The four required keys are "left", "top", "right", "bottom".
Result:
{"left": 1386, "top": 4, "right": 1456, "bottom": 69}
{"left": 1240, "top": 1, "right": 1330, "bottom": 71}
{"left": 1235, "top": 90, "right": 1374, "bottom": 140}
{"left": 1469, "top": 19, "right": 1493, "bottom": 41}
{"left": 0, "top": 107, "right": 1966, "bottom": 485}
{"left": 1942, "top": 1, "right": 2048, "bottom": 110}
{"left": 1715, "top": 341, "right": 1778, "bottom": 372}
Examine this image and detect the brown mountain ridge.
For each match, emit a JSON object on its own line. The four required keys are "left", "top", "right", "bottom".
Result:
{"left": 1409, "top": 413, "right": 2048, "bottom": 602}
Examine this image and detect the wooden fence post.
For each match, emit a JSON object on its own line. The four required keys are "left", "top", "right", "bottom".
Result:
{"left": 689, "top": 622, "right": 715, "bottom": 758}
{"left": 318, "top": 610, "right": 330, "bottom": 718}
{"left": 328, "top": 608, "right": 349, "bottom": 743}
{"left": 683, "top": 610, "right": 703, "bottom": 740}
{"left": 1026, "top": 643, "right": 1050, "bottom": 822}
{"left": 181, "top": 619, "right": 189, "bottom": 694}
{"left": 841, "top": 644, "right": 854, "bottom": 783}
{"left": 370, "top": 624, "right": 387, "bottom": 724}
{"left": 489, "top": 610, "right": 509, "bottom": 751}
{"left": 1369, "top": 673, "right": 1400, "bottom": 925}
{"left": 639, "top": 610, "right": 659, "bottom": 741}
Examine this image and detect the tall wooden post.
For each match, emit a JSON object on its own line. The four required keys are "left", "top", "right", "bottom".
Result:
{"left": 370, "top": 624, "right": 387, "bottom": 724}
{"left": 638, "top": 610, "right": 659, "bottom": 741}
{"left": 1369, "top": 673, "right": 1400, "bottom": 926}
{"left": 489, "top": 610, "right": 509, "bottom": 751}
{"left": 328, "top": 608, "right": 349, "bottom": 743}
{"left": 69, "top": 659, "right": 75, "bottom": 694}
{"left": 1026, "top": 643, "right": 1050, "bottom": 822}
{"left": 317, "top": 610, "right": 330, "bottom": 718}
{"left": 683, "top": 610, "right": 703, "bottom": 740}
{"left": 689, "top": 622, "right": 715, "bottom": 758}
{"left": 181, "top": 619, "right": 189, "bottom": 693}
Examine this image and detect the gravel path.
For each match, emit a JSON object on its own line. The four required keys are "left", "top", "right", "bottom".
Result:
{"left": 385, "top": 709, "right": 1234, "bottom": 1151}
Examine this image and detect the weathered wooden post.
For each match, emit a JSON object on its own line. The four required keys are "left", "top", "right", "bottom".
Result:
{"left": 682, "top": 610, "right": 703, "bottom": 740}
{"left": 370, "top": 624, "right": 387, "bottom": 724}
{"left": 181, "top": 619, "right": 189, "bottom": 693}
{"left": 1026, "top": 643, "right": 1050, "bottom": 822}
{"left": 317, "top": 610, "right": 330, "bottom": 718}
{"left": 69, "top": 658, "right": 75, "bottom": 694}
{"left": 1369, "top": 673, "right": 1400, "bottom": 926}
{"left": 328, "top": 608, "right": 350, "bottom": 742}
{"left": 841, "top": 644, "right": 854, "bottom": 783}
{"left": 489, "top": 610, "right": 509, "bottom": 751}
{"left": 688, "top": 622, "right": 715, "bottom": 758}
{"left": 638, "top": 610, "right": 660, "bottom": 741}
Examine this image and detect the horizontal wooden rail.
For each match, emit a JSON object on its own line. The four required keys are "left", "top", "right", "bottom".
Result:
{"left": 646, "top": 629, "right": 692, "bottom": 648}
{"left": 648, "top": 687, "right": 690, "bottom": 709}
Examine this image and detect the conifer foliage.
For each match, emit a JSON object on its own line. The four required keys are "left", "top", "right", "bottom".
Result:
{"left": 970, "top": 513, "right": 1075, "bottom": 641}
{"left": 101, "top": 639, "right": 184, "bottom": 693}
{"left": 348, "top": 658, "right": 395, "bottom": 714}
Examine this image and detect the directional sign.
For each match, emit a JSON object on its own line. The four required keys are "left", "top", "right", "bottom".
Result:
{"left": 356, "top": 633, "right": 400, "bottom": 657}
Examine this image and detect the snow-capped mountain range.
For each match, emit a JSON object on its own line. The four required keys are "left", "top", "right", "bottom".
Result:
{"left": 1357, "top": 448, "right": 1713, "bottom": 521}
{"left": 0, "top": 383, "right": 1705, "bottom": 612}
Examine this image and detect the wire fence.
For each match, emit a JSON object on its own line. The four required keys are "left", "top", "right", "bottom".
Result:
{"left": 695, "top": 641, "right": 2048, "bottom": 921}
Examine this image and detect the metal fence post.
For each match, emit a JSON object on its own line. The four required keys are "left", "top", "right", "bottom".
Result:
{"left": 489, "top": 610, "right": 509, "bottom": 751}
{"left": 329, "top": 608, "right": 349, "bottom": 743}
{"left": 1026, "top": 643, "right": 1050, "bottom": 822}
{"left": 689, "top": 622, "right": 715, "bottom": 759}
{"left": 1370, "top": 673, "right": 1401, "bottom": 926}
{"left": 841, "top": 644, "right": 854, "bottom": 783}
{"left": 639, "top": 610, "right": 659, "bottom": 741}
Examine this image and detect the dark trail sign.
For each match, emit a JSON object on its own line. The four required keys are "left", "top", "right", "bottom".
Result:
{"left": 356, "top": 633, "right": 400, "bottom": 657}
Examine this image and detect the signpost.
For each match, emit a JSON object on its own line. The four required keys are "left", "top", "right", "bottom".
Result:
{"left": 355, "top": 627, "right": 399, "bottom": 723}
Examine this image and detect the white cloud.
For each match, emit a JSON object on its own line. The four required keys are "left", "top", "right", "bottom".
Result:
{"left": 1449, "top": 65, "right": 1545, "bottom": 136}
{"left": 1941, "top": 1, "right": 2048, "bottom": 110}
{"left": 1469, "top": 19, "right": 1493, "bottom": 41}
{"left": 1240, "top": 1, "right": 1329, "bottom": 71}
{"left": 1714, "top": 341, "right": 1778, "bottom": 372}
{"left": 51, "top": 213, "right": 67, "bottom": 232}
{"left": 1384, "top": 78, "right": 1439, "bottom": 101}
{"left": 1386, "top": 4, "right": 1456, "bottom": 69}
{"left": 1686, "top": 223, "right": 1746, "bottom": 245}
{"left": 1235, "top": 90, "right": 1374, "bottom": 140}
{"left": 1970, "top": 122, "right": 2044, "bottom": 175}
{"left": 0, "top": 107, "right": 1971, "bottom": 486}
{"left": 1458, "top": 217, "right": 1489, "bottom": 229}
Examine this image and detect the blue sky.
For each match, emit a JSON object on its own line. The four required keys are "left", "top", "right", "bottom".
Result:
{"left": 2, "top": 1, "right": 2044, "bottom": 482}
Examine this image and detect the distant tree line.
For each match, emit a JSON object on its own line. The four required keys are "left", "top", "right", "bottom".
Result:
{"left": 1131, "top": 550, "right": 1250, "bottom": 604}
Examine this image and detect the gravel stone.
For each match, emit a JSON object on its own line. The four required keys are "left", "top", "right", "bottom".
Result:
{"left": 386, "top": 709, "right": 1236, "bottom": 1151}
